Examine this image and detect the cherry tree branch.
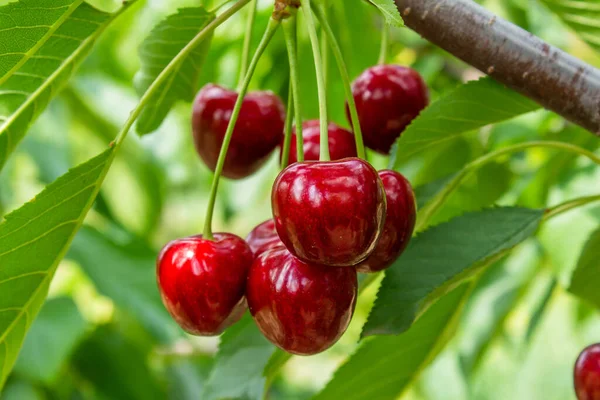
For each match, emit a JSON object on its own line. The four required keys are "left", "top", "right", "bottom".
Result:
{"left": 395, "top": 0, "right": 600, "bottom": 136}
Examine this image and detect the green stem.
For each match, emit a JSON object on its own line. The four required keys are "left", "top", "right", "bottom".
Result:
{"left": 280, "top": 82, "right": 294, "bottom": 169}
{"left": 321, "top": 0, "right": 329, "bottom": 116}
{"left": 203, "top": 18, "right": 281, "bottom": 240}
{"left": 417, "top": 141, "right": 600, "bottom": 231}
{"left": 378, "top": 23, "right": 389, "bottom": 65}
{"left": 237, "top": 0, "right": 257, "bottom": 90}
{"left": 312, "top": 4, "right": 366, "bottom": 159}
{"left": 282, "top": 15, "right": 304, "bottom": 163}
{"left": 115, "top": 0, "right": 251, "bottom": 147}
{"left": 544, "top": 194, "right": 600, "bottom": 220}
{"left": 299, "top": 0, "right": 330, "bottom": 161}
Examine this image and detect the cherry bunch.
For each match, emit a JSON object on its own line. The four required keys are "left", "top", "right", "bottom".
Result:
{"left": 156, "top": 0, "right": 427, "bottom": 356}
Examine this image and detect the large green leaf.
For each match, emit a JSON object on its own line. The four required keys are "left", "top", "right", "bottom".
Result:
{"left": 390, "top": 78, "right": 540, "bottom": 168}
{"left": 134, "top": 7, "right": 215, "bottom": 135}
{"left": 202, "top": 315, "right": 276, "bottom": 400}
{"left": 13, "top": 297, "right": 88, "bottom": 384}
{"left": 0, "top": 0, "right": 133, "bottom": 170}
{"left": 0, "top": 147, "right": 115, "bottom": 389}
{"left": 314, "top": 284, "right": 471, "bottom": 400}
{"left": 568, "top": 226, "right": 600, "bottom": 307}
{"left": 363, "top": 207, "right": 544, "bottom": 337}
{"left": 540, "top": 0, "right": 600, "bottom": 54}
{"left": 367, "top": 0, "right": 404, "bottom": 26}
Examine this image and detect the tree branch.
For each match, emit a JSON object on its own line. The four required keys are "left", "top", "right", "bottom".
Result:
{"left": 395, "top": 0, "right": 600, "bottom": 136}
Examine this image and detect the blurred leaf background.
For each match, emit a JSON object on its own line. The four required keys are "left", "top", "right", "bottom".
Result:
{"left": 0, "top": 0, "right": 599, "bottom": 399}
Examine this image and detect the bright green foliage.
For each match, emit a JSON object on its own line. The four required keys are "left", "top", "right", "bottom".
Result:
{"left": 0, "top": 0, "right": 132, "bottom": 170}
{"left": 0, "top": 147, "right": 114, "bottom": 388}
{"left": 569, "top": 226, "right": 600, "bottom": 307}
{"left": 134, "top": 7, "right": 215, "bottom": 135}
{"left": 541, "top": 0, "right": 600, "bottom": 54}
{"left": 368, "top": 0, "right": 404, "bottom": 27}
{"left": 390, "top": 78, "right": 540, "bottom": 167}
{"left": 314, "top": 284, "right": 471, "bottom": 400}
{"left": 363, "top": 207, "right": 544, "bottom": 336}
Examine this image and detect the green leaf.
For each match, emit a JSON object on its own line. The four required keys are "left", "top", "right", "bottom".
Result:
{"left": 13, "top": 297, "right": 87, "bottom": 384}
{"left": 363, "top": 207, "right": 544, "bottom": 337}
{"left": 390, "top": 78, "right": 540, "bottom": 168}
{"left": 134, "top": 7, "right": 215, "bottom": 135}
{"left": 68, "top": 225, "right": 180, "bottom": 343}
{"left": 314, "top": 284, "right": 471, "bottom": 400}
{"left": 0, "top": 147, "right": 115, "bottom": 389}
{"left": 568, "top": 226, "right": 600, "bottom": 307}
{"left": 540, "top": 0, "right": 600, "bottom": 54}
{"left": 367, "top": 0, "right": 404, "bottom": 27}
{"left": 202, "top": 315, "right": 276, "bottom": 400}
{"left": 0, "top": 0, "right": 133, "bottom": 170}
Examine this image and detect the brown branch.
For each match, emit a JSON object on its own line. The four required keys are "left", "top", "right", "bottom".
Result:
{"left": 395, "top": 0, "right": 600, "bottom": 136}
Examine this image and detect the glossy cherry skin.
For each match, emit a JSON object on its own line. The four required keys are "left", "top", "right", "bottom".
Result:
{"left": 282, "top": 120, "right": 357, "bottom": 166}
{"left": 346, "top": 65, "right": 428, "bottom": 154}
{"left": 356, "top": 170, "right": 416, "bottom": 273}
{"left": 575, "top": 343, "right": 600, "bottom": 400}
{"left": 247, "top": 247, "right": 358, "bottom": 355}
{"left": 245, "top": 219, "right": 283, "bottom": 258}
{"left": 192, "top": 84, "right": 285, "bottom": 179}
{"left": 272, "top": 158, "right": 386, "bottom": 267}
{"left": 156, "top": 233, "right": 253, "bottom": 336}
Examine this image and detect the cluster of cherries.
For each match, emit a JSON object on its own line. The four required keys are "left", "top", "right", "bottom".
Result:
{"left": 157, "top": 64, "right": 428, "bottom": 355}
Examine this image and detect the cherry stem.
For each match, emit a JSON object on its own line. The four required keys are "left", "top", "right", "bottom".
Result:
{"left": 203, "top": 18, "right": 281, "bottom": 240}
{"left": 544, "top": 194, "right": 600, "bottom": 221}
{"left": 416, "top": 140, "right": 600, "bottom": 232}
{"left": 280, "top": 82, "right": 294, "bottom": 169}
{"left": 300, "top": 0, "right": 330, "bottom": 161}
{"left": 237, "top": 0, "right": 257, "bottom": 90}
{"left": 321, "top": 0, "right": 329, "bottom": 117}
{"left": 282, "top": 15, "right": 304, "bottom": 163}
{"left": 312, "top": 4, "right": 366, "bottom": 160}
{"left": 378, "top": 23, "right": 389, "bottom": 65}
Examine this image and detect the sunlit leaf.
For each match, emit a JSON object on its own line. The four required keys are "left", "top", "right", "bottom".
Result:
{"left": 540, "top": 0, "right": 600, "bottom": 54}
{"left": 569, "top": 226, "right": 600, "bottom": 307}
{"left": 367, "top": 0, "right": 404, "bottom": 27}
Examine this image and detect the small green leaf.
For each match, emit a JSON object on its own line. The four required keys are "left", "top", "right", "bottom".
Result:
{"left": 368, "top": 0, "right": 404, "bottom": 27}
{"left": 13, "top": 297, "right": 88, "bottom": 384}
{"left": 569, "top": 226, "right": 600, "bottom": 307}
{"left": 202, "top": 315, "right": 275, "bottom": 400}
{"left": 314, "top": 284, "right": 471, "bottom": 400}
{"left": 390, "top": 78, "right": 540, "bottom": 168}
{"left": 135, "top": 7, "right": 215, "bottom": 135}
{"left": 363, "top": 207, "right": 544, "bottom": 337}
{"left": 0, "top": 147, "right": 115, "bottom": 389}
{"left": 0, "top": 0, "right": 133, "bottom": 170}
{"left": 540, "top": 0, "right": 600, "bottom": 54}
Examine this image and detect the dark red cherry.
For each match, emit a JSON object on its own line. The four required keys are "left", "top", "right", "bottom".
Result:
{"left": 575, "top": 343, "right": 600, "bottom": 400}
{"left": 245, "top": 219, "right": 283, "bottom": 258}
{"left": 247, "top": 247, "right": 357, "bottom": 355}
{"left": 356, "top": 170, "right": 416, "bottom": 273}
{"left": 346, "top": 65, "right": 428, "bottom": 154}
{"left": 282, "top": 120, "right": 357, "bottom": 166}
{"left": 272, "top": 158, "right": 386, "bottom": 267}
{"left": 156, "top": 233, "right": 253, "bottom": 336}
{"left": 192, "top": 84, "right": 285, "bottom": 179}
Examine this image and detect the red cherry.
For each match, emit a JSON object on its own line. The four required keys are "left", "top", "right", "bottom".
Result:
{"left": 575, "top": 343, "right": 600, "bottom": 400}
{"left": 356, "top": 170, "right": 416, "bottom": 273}
{"left": 247, "top": 247, "right": 357, "bottom": 355}
{"left": 156, "top": 233, "right": 253, "bottom": 336}
{"left": 192, "top": 84, "right": 285, "bottom": 179}
{"left": 245, "top": 219, "right": 283, "bottom": 258}
{"left": 346, "top": 65, "right": 428, "bottom": 154}
{"left": 272, "top": 158, "right": 386, "bottom": 267}
{"left": 282, "top": 120, "right": 357, "bottom": 166}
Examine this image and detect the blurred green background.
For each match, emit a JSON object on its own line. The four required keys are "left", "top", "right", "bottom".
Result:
{"left": 1, "top": 0, "right": 600, "bottom": 399}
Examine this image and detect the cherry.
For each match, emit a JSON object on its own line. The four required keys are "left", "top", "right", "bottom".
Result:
{"left": 192, "top": 84, "right": 286, "bottom": 179}
{"left": 156, "top": 233, "right": 253, "bottom": 336}
{"left": 346, "top": 65, "right": 428, "bottom": 154}
{"left": 245, "top": 219, "right": 283, "bottom": 258}
{"left": 246, "top": 246, "right": 357, "bottom": 355}
{"left": 272, "top": 157, "right": 386, "bottom": 267}
{"left": 356, "top": 170, "right": 416, "bottom": 273}
{"left": 282, "top": 120, "right": 357, "bottom": 166}
{"left": 574, "top": 343, "right": 600, "bottom": 400}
